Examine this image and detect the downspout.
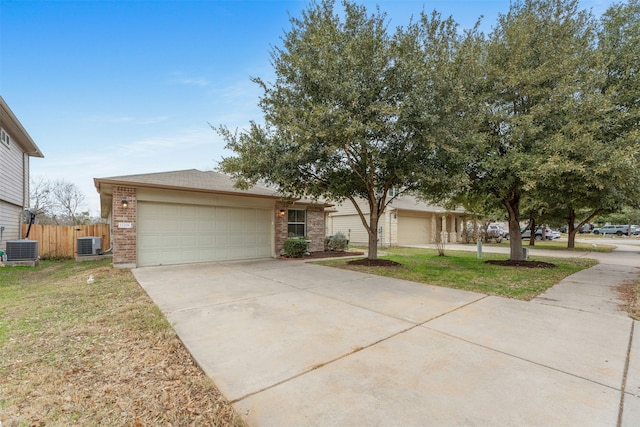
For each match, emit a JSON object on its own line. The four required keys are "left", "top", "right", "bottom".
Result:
{"left": 22, "top": 152, "right": 28, "bottom": 238}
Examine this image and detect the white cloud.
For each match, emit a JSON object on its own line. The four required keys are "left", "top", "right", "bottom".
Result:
{"left": 170, "top": 72, "right": 211, "bottom": 87}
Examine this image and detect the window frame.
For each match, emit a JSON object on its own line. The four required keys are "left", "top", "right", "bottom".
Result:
{"left": 0, "top": 129, "right": 10, "bottom": 147}
{"left": 287, "top": 209, "right": 307, "bottom": 238}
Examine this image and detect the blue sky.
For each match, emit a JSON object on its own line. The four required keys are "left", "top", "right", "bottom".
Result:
{"left": 1, "top": 0, "right": 615, "bottom": 215}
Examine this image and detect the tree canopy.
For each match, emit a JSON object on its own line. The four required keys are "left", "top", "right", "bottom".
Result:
{"left": 217, "top": 0, "right": 466, "bottom": 259}
{"left": 451, "top": 0, "right": 640, "bottom": 259}
{"left": 218, "top": 0, "right": 640, "bottom": 260}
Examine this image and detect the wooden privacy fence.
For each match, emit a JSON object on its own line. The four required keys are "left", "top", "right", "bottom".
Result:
{"left": 22, "top": 224, "right": 111, "bottom": 259}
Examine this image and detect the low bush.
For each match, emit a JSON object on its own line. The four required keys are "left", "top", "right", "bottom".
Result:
{"left": 284, "top": 238, "right": 308, "bottom": 257}
{"left": 325, "top": 232, "right": 349, "bottom": 252}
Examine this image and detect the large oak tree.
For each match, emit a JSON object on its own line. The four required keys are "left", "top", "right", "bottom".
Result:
{"left": 513, "top": 0, "right": 640, "bottom": 249}
{"left": 461, "top": 0, "right": 611, "bottom": 260}
{"left": 217, "top": 0, "right": 465, "bottom": 259}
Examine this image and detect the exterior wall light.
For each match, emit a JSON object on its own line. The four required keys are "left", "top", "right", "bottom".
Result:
{"left": 121, "top": 200, "right": 129, "bottom": 209}
{"left": 278, "top": 209, "right": 286, "bottom": 217}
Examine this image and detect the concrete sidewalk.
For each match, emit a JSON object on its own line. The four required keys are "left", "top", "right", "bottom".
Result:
{"left": 133, "top": 248, "right": 639, "bottom": 426}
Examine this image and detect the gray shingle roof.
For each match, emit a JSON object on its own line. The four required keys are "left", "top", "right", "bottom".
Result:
{"left": 95, "top": 169, "right": 279, "bottom": 198}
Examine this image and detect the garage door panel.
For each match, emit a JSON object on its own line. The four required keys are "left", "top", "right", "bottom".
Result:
{"left": 197, "top": 235, "right": 215, "bottom": 246}
{"left": 182, "top": 220, "right": 199, "bottom": 233}
{"left": 138, "top": 202, "right": 272, "bottom": 267}
{"left": 180, "top": 235, "right": 197, "bottom": 247}
{"left": 198, "top": 220, "right": 215, "bottom": 233}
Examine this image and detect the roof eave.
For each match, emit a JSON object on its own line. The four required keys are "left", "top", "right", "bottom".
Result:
{"left": 0, "top": 96, "right": 44, "bottom": 158}
{"left": 94, "top": 177, "right": 282, "bottom": 200}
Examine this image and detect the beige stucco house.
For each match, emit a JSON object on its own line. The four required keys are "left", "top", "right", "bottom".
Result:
{"left": 327, "top": 195, "right": 466, "bottom": 247}
{"left": 0, "top": 96, "right": 44, "bottom": 251}
{"left": 94, "top": 169, "right": 330, "bottom": 268}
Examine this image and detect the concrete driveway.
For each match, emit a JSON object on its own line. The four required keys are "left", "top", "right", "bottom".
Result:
{"left": 133, "top": 250, "right": 639, "bottom": 426}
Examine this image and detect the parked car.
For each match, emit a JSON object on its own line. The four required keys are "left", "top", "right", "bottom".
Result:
{"left": 592, "top": 225, "right": 631, "bottom": 236}
{"left": 485, "top": 223, "right": 505, "bottom": 241}
{"left": 579, "top": 224, "right": 595, "bottom": 233}
{"left": 560, "top": 224, "right": 594, "bottom": 233}
{"left": 551, "top": 230, "right": 561, "bottom": 239}
{"left": 505, "top": 226, "right": 553, "bottom": 241}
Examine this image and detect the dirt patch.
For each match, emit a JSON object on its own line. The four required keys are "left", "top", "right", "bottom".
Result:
{"left": 347, "top": 258, "right": 402, "bottom": 267}
{"left": 614, "top": 281, "right": 640, "bottom": 320}
{"left": 281, "top": 251, "right": 365, "bottom": 260}
{"left": 485, "top": 260, "right": 556, "bottom": 268}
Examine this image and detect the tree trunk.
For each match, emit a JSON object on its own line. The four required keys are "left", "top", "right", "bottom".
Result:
{"left": 528, "top": 217, "right": 536, "bottom": 246}
{"left": 567, "top": 210, "right": 577, "bottom": 249}
{"left": 348, "top": 195, "right": 383, "bottom": 260}
{"left": 504, "top": 196, "right": 523, "bottom": 261}
{"left": 367, "top": 210, "right": 380, "bottom": 260}
{"left": 568, "top": 209, "right": 602, "bottom": 249}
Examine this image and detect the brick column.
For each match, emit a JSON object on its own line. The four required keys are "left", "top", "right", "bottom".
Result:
{"left": 274, "top": 201, "right": 288, "bottom": 256}
{"left": 306, "top": 206, "right": 325, "bottom": 252}
{"left": 112, "top": 186, "right": 137, "bottom": 268}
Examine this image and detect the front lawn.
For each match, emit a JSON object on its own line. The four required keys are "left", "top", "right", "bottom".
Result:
{"left": 317, "top": 247, "right": 598, "bottom": 300}
{"left": 0, "top": 259, "right": 244, "bottom": 426}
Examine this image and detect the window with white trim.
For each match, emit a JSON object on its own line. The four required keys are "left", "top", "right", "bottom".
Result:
{"left": 287, "top": 209, "right": 306, "bottom": 237}
{"left": 1, "top": 129, "right": 9, "bottom": 147}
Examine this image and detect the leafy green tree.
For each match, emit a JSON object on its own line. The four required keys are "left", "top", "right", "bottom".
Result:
{"left": 217, "top": 0, "right": 464, "bottom": 259}
{"left": 461, "top": 0, "right": 604, "bottom": 260}
{"left": 600, "top": 0, "right": 640, "bottom": 134}
{"left": 535, "top": 0, "right": 640, "bottom": 248}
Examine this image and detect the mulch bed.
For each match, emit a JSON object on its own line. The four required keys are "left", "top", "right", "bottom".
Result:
{"left": 485, "top": 260, "right": 556, "bottom": 268}
{"left": 347, "top": 258, "right": 402, "bottom": 267}
{"left": 280, "top": 251, "right": 365, "bottom": 260}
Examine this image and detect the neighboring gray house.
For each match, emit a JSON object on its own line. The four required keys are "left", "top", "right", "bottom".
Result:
{"left": 0, "top": 96, "right": 44, "bottom": 251}
{"left": 94, "top": 169, "right": 331, "bottom": 268}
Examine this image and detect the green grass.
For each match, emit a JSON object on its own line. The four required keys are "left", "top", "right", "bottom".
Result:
{"left": 318, "top": 247, "right": 598, "bottom": 300}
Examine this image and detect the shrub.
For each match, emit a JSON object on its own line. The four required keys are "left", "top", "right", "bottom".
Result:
{"left": 325, "top": 232, "right": 349, "bottom": 252}
{"left": 283, "top": 238, "right": 308, "bottom": 258}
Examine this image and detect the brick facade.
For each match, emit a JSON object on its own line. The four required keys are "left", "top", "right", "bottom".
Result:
{"left": 305, "top": 206, "right": 325, "bottom": 252}
{"left": 274, "top": 201, "right": 327, "bottom": 255}
{"left": 274, "top": 201, "right": 289, "bottom": 256}
{"left": 112, "top": 186, "right": 137, "bottom": 267}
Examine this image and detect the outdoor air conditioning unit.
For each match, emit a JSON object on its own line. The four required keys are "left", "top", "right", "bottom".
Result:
{"left": 77, "top": 237, "right": 102, "bottom": 256}
{"left": 6, "top": 240, "right": 39, "bottom": 261}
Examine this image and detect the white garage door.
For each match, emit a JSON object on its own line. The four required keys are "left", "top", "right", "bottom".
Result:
{"left": 137, "top": 202, "right": 272, "bottom": 267}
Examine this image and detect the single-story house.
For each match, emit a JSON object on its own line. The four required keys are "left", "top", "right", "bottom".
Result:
{"left": 327, "top": 195, "right": 466, "bottom": 246}
{"left": 0, "top": 96, "right": 44, "bottom": 251}
{"left": 94, "top": 169, "right": 330, "bottom": 268}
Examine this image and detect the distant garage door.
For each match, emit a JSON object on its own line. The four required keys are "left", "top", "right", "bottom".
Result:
{"left": 137, "top": 202, "right": 272, "bottom": 267}
{"left": 397, "top": 213, "right": 432, "bottom": 245}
